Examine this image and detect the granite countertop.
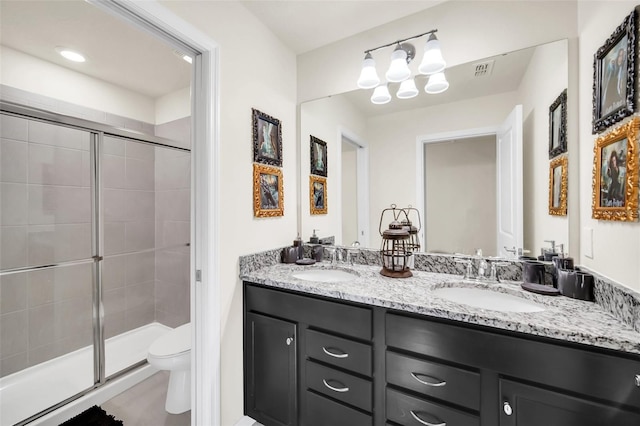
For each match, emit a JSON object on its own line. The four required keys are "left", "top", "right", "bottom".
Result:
{"left": 242, "top": 262, "right": 640, "bottom": 355}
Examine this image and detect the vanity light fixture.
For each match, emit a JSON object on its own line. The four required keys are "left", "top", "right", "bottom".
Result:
{"left": 356, "top": 30, "right": 448, "bottom": 104}
{"left": 55, "top": 47, "right": 86, "bottom": 63}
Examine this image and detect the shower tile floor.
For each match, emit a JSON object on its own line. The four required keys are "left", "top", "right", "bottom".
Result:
{"left": 102, "top": 371, "right": 190, "bottom": 426}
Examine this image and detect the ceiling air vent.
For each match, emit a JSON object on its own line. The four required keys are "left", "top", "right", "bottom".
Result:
{"left": 473, "top": 60, "right": 495, "bottom": 77}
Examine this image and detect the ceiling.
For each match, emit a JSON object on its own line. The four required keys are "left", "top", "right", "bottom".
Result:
{"left": 0, "top": 0, "right": 443, "bottom": 100}
{"left": 0, "top": 0, "right": 533, "bottom": 117}
{"left": 239, "top": 0, "right": 445, "bottom": 54}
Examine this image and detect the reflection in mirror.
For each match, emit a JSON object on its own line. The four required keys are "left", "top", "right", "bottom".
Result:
{"left": 300, "top": 39, "right": 570, "bottom": 257}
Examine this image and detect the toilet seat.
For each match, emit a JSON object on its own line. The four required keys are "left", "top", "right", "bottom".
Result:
{"left": 149, "top": 323, "right": 191, "bottom": 359}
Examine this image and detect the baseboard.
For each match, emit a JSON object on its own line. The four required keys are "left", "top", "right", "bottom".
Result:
{"left": 234, "top": 415, "right": 260, "bottom": 426}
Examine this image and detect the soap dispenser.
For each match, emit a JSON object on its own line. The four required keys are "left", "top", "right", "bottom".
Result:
{"left": 309, "top": 229, "right": 319, "bottom": 244}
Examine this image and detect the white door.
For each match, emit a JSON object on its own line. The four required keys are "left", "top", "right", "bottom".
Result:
{"left": 496, "top": 105, "right": 523, "bottom": 257}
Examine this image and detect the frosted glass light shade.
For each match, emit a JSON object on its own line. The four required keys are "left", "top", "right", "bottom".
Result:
{"left": 396, "top": 78, "right": 419, "bottom": 99}
{"left": 371, "top": 84, "right": 391, "bottom": 104}
{"left": 425, "top": 72, "right": 449, "bottom": 94}
{"left": 385, "top": 46, "right": 411, "bottom": 82}
{"left": 357, "top": 53, "right": 380, "bottom": 89}
{"left": 419, "top": 34, "right": 446, "bottom": 75}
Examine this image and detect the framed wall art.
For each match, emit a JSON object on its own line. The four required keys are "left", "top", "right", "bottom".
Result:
{"left": 592, "top": 117, "right": 639, "bottom": 221}
{"left": 549, "top": 89, "right": 567, "bottom": 158}
{"left": 549, "top": 156, "right": 568, "bottom": 216}
{"left": 253, "top": 163, "right": 284, "bottom": 217}
{"left": 592, "top": 8, "right": 637, "bottom": 134}
{"left": 310, "top": 135, "right": 328, "bottom": 177}
{"left": 252, "top": 108, "right": 282, "bottom": 167}
{"left": 310, "top": 175, "right": 327, "bottom": 215}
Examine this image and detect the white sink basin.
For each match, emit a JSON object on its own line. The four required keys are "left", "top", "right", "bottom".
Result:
{"left": 433, "top": 286, "right": 545, "bottom": 313}
{"left": 291, "top": 269, "right": 358, "bottom": 283}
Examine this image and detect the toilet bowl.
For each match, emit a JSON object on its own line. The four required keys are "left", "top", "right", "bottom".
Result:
{"left": 147, "top": 322, "right": 191, "bottom": 414}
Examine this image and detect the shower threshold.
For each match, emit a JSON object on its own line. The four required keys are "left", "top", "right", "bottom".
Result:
{"left": 0, "top": 322, "right": 171, "bottom": 426}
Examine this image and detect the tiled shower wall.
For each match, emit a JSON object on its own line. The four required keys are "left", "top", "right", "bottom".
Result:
{"left": 0, "top": 109, "right": 191, "bottom": 377}
{"left": 155, "top": 119, "right": 191, "bottom": 327}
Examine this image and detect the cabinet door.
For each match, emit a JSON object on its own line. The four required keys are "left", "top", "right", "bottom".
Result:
{"left": 245, "top": 313, "right": 297, "bottom": 426}
{"left": 500, "top": 379, "right": 640, "bottom": 426}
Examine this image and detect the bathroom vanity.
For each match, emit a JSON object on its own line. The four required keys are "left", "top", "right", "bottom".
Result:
{"left": 242, "top": 262, "right": 640, "bottom": 426}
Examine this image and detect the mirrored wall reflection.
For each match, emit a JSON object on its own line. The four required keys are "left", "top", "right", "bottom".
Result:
{"left": 0, "top": 112, "right": 191, "bottom": 425}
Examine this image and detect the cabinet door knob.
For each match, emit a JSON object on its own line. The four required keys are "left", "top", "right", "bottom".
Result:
{"left": 322, "top": 379, "right": 349, "bottom": 393}
{"left": 635, "top": 374, "right": 640, "bottom": 387}
{"left": 411, "top": 372, "right": 446, "bottom": 387}
{"left": 322, "top": 346, "right": 349, "bottom": 358}
{"left": 409, "top": 410, "right": 445, "bottom": 426}
{"left": 503, "top": 401, "right": 513, "bottom": 416}
{"left": 286, "top": 337, "right": 294, "bottom": 346}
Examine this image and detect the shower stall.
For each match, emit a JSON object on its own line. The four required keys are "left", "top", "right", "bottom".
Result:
{"left": 0, "top": 103, "right": 191, "bottom": 425}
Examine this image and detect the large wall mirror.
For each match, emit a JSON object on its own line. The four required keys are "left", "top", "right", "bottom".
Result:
{"left": 300, "top": 38, "right": 572, "bottom": 258}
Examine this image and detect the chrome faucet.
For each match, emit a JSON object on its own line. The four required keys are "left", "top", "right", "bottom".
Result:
{"left": 325, "top": 246, "right": 338, "bottom": 264}
{"left": 345, "top": 241, "right": 360, "bottom": 265}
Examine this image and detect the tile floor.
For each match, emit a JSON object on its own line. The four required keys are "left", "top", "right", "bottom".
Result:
{"left": 102, "top": 371, "right": 190, "bottom": 426}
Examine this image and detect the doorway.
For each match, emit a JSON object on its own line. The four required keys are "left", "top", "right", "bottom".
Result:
{"left": 339, "top": 130, "right": 369, "bottom": 247}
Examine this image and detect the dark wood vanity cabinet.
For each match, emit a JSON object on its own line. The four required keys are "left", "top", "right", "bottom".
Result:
{"left": 244, "top": 282, "right": 640, "bottom": 426}
{"left": 244, "top": 283, "right": 374, "bottom": 426}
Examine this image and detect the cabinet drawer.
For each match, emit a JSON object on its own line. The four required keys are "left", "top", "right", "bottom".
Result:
{"left": 246, "top": 283, "right": 371, "bottom": 339}
{"left": 386, "top": 312, "right": 640, "bottom": 408}
{"left": 305, "top": 390, "right": 372, "bottom": 426}
{"left": 306, "top": 329, "right": 372, "bottom": 376}
{"left": 387, "top": 351, "right": 480, "bottom": 410}
{"left": 387, "top": 388, "right": 479, "bottom": 426}
{"left": 306, "top": 360, "right": 372, "bottom": 412}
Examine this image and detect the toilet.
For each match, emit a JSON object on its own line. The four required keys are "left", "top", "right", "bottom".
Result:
{"left": 147, "top": 322, "right": 191, "bottom": 414}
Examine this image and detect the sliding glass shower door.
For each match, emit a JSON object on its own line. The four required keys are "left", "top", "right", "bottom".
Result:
{"left": 0, "top": 109, "right": 191, "bottom": 425}
{"left": 0, "top": 114, "right": 97, "bottom": 423}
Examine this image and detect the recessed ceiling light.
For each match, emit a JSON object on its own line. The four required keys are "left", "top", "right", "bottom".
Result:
{"left": 55, "top": 47, "right": 86, "bottom": 63}
{"left": 173, "top": 49, "right": 193, "bottom": 64}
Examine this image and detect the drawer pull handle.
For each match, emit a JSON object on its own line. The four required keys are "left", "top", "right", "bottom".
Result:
{"left": 411, "top": 372, "right": 446, "bottom": 387}
{"left": 410, "top": 410, "right": 445, "bottom": 426}
{"left": 322, "top": 379, "right": 349, "bottom": 393}
{"left": 322, "top": 346, "right": 349, "bottom": 359}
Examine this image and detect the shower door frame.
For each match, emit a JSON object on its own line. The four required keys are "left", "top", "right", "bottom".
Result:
{"left": 83, "top": 2, "right": 221, "bottom": 425}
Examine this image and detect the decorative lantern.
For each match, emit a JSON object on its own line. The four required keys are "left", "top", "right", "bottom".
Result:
{"left": 379, "top": 205, "right": 413, "bottom": 278}
{"left": 401, "top": 206, "right": 422, "bottom": 268}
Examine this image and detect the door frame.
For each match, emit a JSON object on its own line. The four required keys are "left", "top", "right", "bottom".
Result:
{"left": 337, "top": 128, "right": 370, "bottom": 247}
{"left": 88, "top": 1, "right": 221, "bottom": 425}
{"left": 415, "top": 126, "right": 499, "bottom": 253}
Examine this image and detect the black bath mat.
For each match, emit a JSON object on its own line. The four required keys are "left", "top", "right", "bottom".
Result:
{"left": 59, "top": 405, "right": 124, "bottom": 426}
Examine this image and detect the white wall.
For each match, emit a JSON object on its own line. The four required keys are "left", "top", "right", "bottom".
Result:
{"left": 298, "top": 0, "right": 578, "bottom": 103}
{"left": 0, "top": 46, "right": 157, "bottom": 123}
{"left": 517, "top": 40, "right": 571, "bottom": 258}
{"left": 155, "top": 87, "right": 191, "bottom": 124}
{"left": 158, "top": 2, "right": 298, "bottom": 424}
{"left": 367, "top": 91, "right": 518, "bottom": 248}
{"left": 577, "top": 2, "right": 640, "bottom": 291}
{"left": 300, "top": 95, "right": 367, "bottom": 243}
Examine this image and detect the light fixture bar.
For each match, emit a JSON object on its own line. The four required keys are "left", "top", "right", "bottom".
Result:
{"left": 363, "top": 29, "right": 437, "bottom": 55}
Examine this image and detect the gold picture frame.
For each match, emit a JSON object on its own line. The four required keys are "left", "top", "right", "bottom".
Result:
{"left": 309, "top": 175, "right": 327, "bottom": 215}
{"left": 592, "top": 117, "right": 639, "bottom": 221}
{"left": 253, "top": 164, "right": 284, "bottom": 217}
{"left": 549, "top": 156, "right": 568, "bottom": 216}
